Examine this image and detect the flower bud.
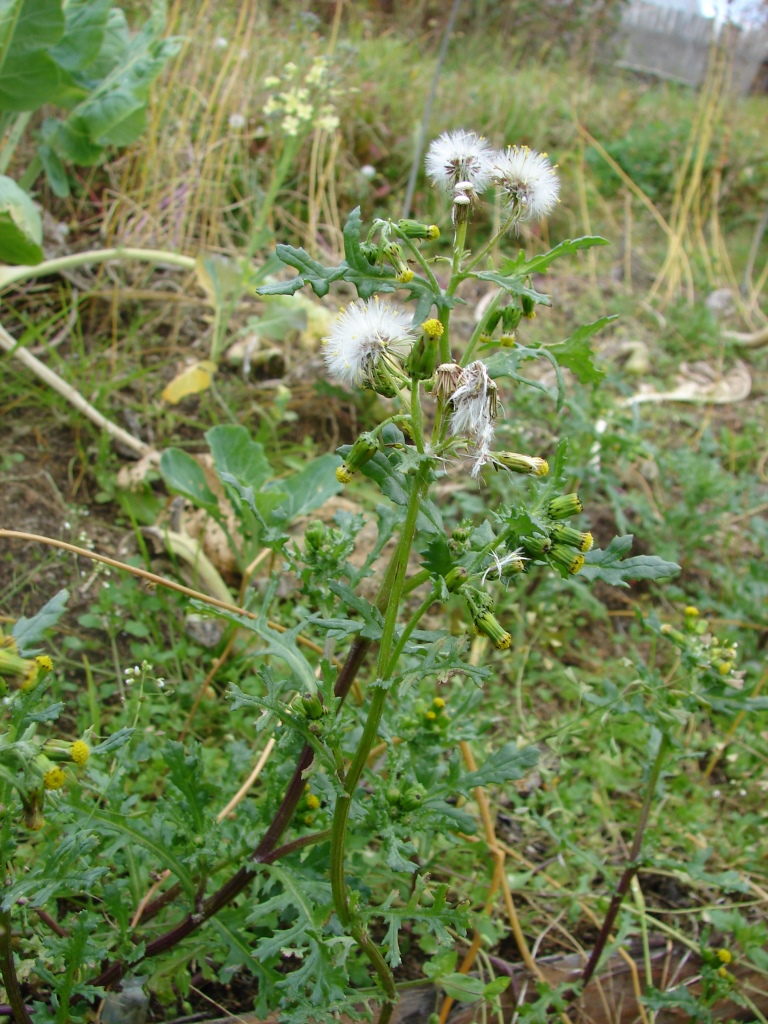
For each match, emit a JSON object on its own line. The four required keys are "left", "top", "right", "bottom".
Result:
{"left": 407, "top": 318, "right": 444, "bottom": 381}
{"left": 397, "top": 219, "right": 439, "bottom": 241}
{"left": 474, "top": 612, "right": 512, "bottom": 650}
{"left": 521, "top": 294, "right": 536, "bottom": 319}
{"left": 549, "top": 544, "right": 585, "bottom": 575}
{"left": 336, "top": 432, "right": 378, "bottom": 484}
{"left": 21, "top": 789, "right": 45, "bottom": 831}
{"left": 493, "top": 452, "right": 549, "bottom": 477}
{"left": 444, "top": 566, "right": 468, "bottom": 592}
{"left": 521, "top": 534, "right": 552, "bottom": 558}
{"left": 546, "top": 493, "right": 583, "bottom": 520}
{"left": 305, "top": 520, "right": 327, "bottom": 550}
{"left": 382, "top": 242, "right": 413, "bottom": 283}
{"left": 550, "top": 524, "right": 593, "bottom": 552}
{"left": 400, "top": 784, "right": 426, "bottom": 811}
{"left": 301, "top": 693, "right": 324, "bottom": 720}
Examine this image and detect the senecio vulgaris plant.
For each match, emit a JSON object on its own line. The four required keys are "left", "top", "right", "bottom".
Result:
{"left": 0, "top": 130, "right": 688, "bottom": 1024}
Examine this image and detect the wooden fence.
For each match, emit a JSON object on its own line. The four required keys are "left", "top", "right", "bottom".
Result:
{"left": 617, "top": 0, "right": 768, "bottom": 94}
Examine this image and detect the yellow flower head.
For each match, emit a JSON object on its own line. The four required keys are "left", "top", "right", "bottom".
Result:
{"left": 36, "top": 655, "right": 53, "bottom": 672}
{"left": 425, "top": 710, "right": 437, "bottom": 721}
{"left": 71, "top": 740, "right": 90, "bottom": 767}
{"left": 717, "top": 948, "right": 732, "bottom": 964}
{"left": 305, "top": 793, "right": 320, "bottom": 811}
{"left": 433, "top": 697, "right": 446, "bottom": 709}
{"left": 43, "top": 766, "right": 66, "bottom": 791}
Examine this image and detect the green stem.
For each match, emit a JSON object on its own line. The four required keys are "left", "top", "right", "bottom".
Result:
{"left": 448, "top": 220, "right": 467, "bottom": 294}
{"left": 410, "top": 378, "right": 425, "bottom": 453}
{"left": 329, "top": 461, "right": 429, "bottom": 994}
{"left": 394, "top": 230, "right": 441, "bottom": 295}
{"left": 461, "top": 290, "right": 502, "bottom": 367}
{"left": 0, "top": 909, "right": 33, "bottom": 1024}
{"left": 0, "top": 247, "right": 197, "bottom": 292}
{"left": 386, "top": 587, "right": 439, "bottom": 676}
{"left": 464, "top": 214, "right": 516, "bottom": 274}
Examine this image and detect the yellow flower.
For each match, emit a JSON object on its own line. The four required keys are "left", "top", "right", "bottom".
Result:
{"left": 43, "top": 767, "right": 66, "bottom": 791}
{"left": 717, "top": 948, "right": 732, "bottom": 964}
{"left": 433, "top": 697, "right": 446, "bottom": 709}
{"left": 71, "top": 740, "right": 90, "bottom": 767}
{"left": 36, "top": 655, "right": 53, "bottom": 672}
{"left": 305, "top": 793, "right": 320, "bottom": 811}
{"left": 425, "top": 710, "right": 437, "bottom": 721}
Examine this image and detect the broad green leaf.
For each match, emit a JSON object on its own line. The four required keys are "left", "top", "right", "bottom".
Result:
{"left": 12, "top": 588, "right": 68, "bottom": 655}
{"left": 38, "top": 138, "right": 69, "bottom": 197}
{"left": 206, "top": 424, "right": 273, "bottom": 493}
{"left": 76, "top": 6, "right": 128, "bottom": 82}
{"left": 159, "top": 448, "right": 220, "bottom": 514}
{"left": 266, "top": 454, "right": 342, "bottom": 521}
{"left": 547, "top": 315, "right": 616, "bottom": 384}
{"left": 0, "top": 0, "right": 65, "bottom": 110}
{"left": 440, "top": 974, "right": 486, "bottom": 1002}
{"left": 502, "top": 235, "right": 610, "bottom": 277}
{"left": 49, "top": 0, "right": 111, "bottom": 72}
{"left": 580, "top": 535, "right": 680, "bottom": 587}
{"left": 0, "top": 173, "right": 43, "bottom": 263}
{"left": 246, "top": 295, "right": 307, "bottom": 340}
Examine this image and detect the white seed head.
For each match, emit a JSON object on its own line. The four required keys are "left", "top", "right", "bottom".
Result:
{"left": 323, "top": 298, "right": 416, "bottom": 388}
{"left": 492, "top": 145, "right": 560, "bottom": 225}
{"left": 449, "top": 361, "right": 498, "bottom": 475}
{"left": 425, "top": 130, "right": 494, "bottom": 193}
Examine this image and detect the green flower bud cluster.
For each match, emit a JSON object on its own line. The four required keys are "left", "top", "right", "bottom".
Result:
{"left": 659, "top": 605, "right": 740, "bottom": 682}
{"left": 480, "top": 305, "right": 522, "bottom": 348}
{"left": 397, "top": 219, "right": 440, "bottom": 241}
{"left": 386, "top": 780, "right": 427, "bottom": 818}
{"left": 513, "top": 494, "right": 593, "bottom": 578}
{"left": 462, "top": 587, "right": 512, "bottom": 651}
{"left": 298, "top": 784, "right": 322, "bottom": 827}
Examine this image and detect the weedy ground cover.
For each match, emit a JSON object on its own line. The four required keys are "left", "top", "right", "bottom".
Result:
{"left": 0, "top": 2, "right": 767, "bottom": 1023}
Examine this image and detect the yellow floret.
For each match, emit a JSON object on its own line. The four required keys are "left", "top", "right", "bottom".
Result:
{"left": 305, "top": 793, "right": 320, "bottom": 810}
{"left": 43, "top": 767, "right": 66, "bottom": 791}
{"left": 717, "top": 948, "right": 732, "bottom": 964}
{"left": 71, "top": 740, "right": 90, "bottom": 767}
{"left": 432, "top": 697, "right": 446, "bottom": 709}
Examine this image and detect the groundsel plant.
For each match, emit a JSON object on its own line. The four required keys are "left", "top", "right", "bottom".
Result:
{"left": 244, "top": 127, "right": 679, "bottom": 1021}
{"left": 0, "top": 130, "right": 685, "bottom": 1024}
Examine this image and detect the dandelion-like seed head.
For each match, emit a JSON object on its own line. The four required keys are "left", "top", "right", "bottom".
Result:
{"left": 323, "top": 298, "right": 416, "bottom": 389}
{"left": 425, "top": 130, "right": 494, "bottom": 194}
{"left": 449, "top": 361, "right": 499, "bottom": 477}
{"left": 492, "top": 145, "right": 560, "bottom": 226}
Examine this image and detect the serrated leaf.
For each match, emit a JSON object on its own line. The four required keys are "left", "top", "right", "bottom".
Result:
{"left": 547, "top": 316, "right": 616, "bottom": 384}
{"left": 420, "top": 535, "right": 454, "bottom": 578}
{"left": 12, "top": 589, "right": 68, "bottom": 655}
{"left": 89, "top": 726, "right": 132, "bottom": 755}
{"left": 580, "top": 535, "right": 680, "bottom": 588}
{"left": 460, "top": 742, "right": 539, "bottom": 793}
{"left": 473, "top": 269, "right": 552, "bottom": 306}
{"left": 503, "top": 235, "right": 610, "bottom": 277}
{"left": 159, "top": 447, "right": 220, "bottom": 513}
{"left": 258, "top": 243, "right": 347, "bottom": 297}
{"left": 484, "top": 345, "right": 561, "bottom": 406}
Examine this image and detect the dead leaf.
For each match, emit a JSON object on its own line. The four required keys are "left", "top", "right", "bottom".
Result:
{"left": 161, "top": 360, "right": 218, "bottom": 404}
